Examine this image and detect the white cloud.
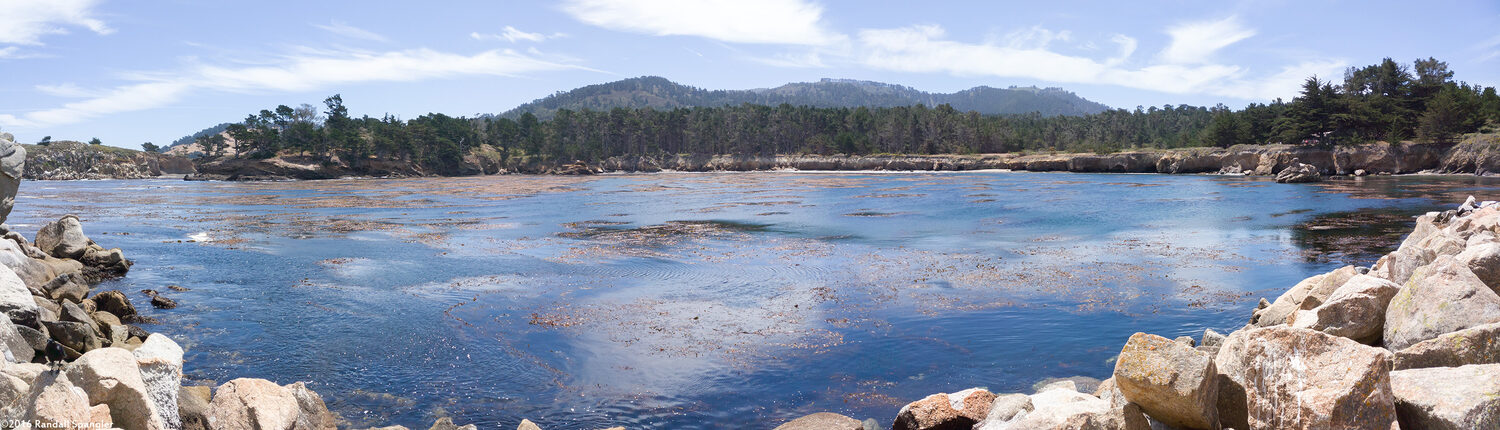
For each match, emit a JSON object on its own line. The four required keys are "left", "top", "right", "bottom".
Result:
{"left": 0, "top": 48, "right": 592, "bottom": 129}
{"left": 1159, "top": 17, "right": 1256, "bottom": 65}
{"left": 0, "top": 0, "right": 112, "bottom": 45}
{"left": 315, "top": 20, "right": 387, "bottom": 42}
{"left": 854, "top": 23, "right": 1336, "bottom": 101}
{"left": 34, "top": 82, "right": 98, "bottom": 97}
{"left": 470, "top": 26, "right": 564, "bottom": 43}
{"left": 560, "top": 0, "right": 844, "bottom": 46}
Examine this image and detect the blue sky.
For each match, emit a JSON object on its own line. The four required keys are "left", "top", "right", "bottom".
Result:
{"left": 2, "top": 0, "right": 1498, "bottom": 149}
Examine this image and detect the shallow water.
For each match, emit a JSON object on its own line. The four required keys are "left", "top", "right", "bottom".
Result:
{"left": 10, "top": 172, "right": 1500, "bottom": 428}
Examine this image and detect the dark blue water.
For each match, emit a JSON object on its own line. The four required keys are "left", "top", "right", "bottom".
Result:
{"left": 9, "top": 172, "right": 1499, "bottom": 428}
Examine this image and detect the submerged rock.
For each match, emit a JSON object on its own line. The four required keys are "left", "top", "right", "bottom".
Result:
{"left": 1390, "top": 364, "right": 1500, "bottom": 429}
{"left": 773, "top": 412, "right": 864, "bottom": 430}
{"left": 1111, "top": 333, "right": 1217, "bottom": 429}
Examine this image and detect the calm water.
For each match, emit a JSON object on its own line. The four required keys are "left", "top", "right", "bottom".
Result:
{"left": 9, "top": 172, "right": 1500, "bottom": 429}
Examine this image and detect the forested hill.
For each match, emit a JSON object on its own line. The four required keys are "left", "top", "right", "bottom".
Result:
{"left": 499, "top": 76, "right": 1110, "bottom": 119}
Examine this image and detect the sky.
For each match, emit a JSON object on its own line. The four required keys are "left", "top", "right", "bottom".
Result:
{"left": 1, "top": 0, "right": 1498, "bottom": 149}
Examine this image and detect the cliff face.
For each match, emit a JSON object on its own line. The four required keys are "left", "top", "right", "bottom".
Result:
{"left": 23, "top": 141, "right": 196, "bottom": 180}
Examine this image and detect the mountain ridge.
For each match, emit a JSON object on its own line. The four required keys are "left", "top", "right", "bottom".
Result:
{"left": 500, "top": 76, "right": 1111, "bottom": 119}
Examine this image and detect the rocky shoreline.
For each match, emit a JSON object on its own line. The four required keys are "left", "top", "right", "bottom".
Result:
{"left": 766, "top": 197, "right": 1500, "bottom": 430}
{"left": 177, "top": 133, "right": 1500, "bottom": 181}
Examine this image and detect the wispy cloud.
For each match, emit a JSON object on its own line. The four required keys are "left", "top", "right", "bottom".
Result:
{"left": 1159, "top": 17, "right": 1256, "bottom": 65}
{"left": 470, "top": 26, "right": 565, "bottom": 43}
{"left": 0, "top": 0, "right": 112, "bottom": 59}
{"left": 560, "top": 0, "right": 845, "bottom": 46}
{"left": 854, "top": 22, "right": 1341, "bottom": 101}
{"left": 0, "top": 48, "right": 594, "bottom": 128}
{"left": 34, "top": 82, "right": 99, "bottom": 98}
{"left": 314, "top": 20, "right": 388, "bottom": 42}
{"left": 0, "top": 0, "right": 112, "bottom": 45}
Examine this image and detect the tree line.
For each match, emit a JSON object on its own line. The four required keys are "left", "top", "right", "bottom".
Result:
{"left": 197, "top": 57, "right": 1500, "bottom": 174}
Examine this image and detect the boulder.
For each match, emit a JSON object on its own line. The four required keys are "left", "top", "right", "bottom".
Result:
{"left": 43, "top": 272, "right": 89, "bottom": 303}
{"left": 151, "top": 295, "right": 178, "bottom": 309}
{"left": 0, "top": 264, "right": 38, "bottom": 327}
{"left": 773, "top": 412, "right": 864, "bottom": 430}
{"left": 10, "top": 370, "right": 91, "bottom": 429}
{"left": 1031, "top": 376, "right": 1102, "bottom": 394}
{"left": 2, "top": 362, "right": 48, "bottom": 384}
{"left": 179, "top": 385, "right": 211, "bottom": 430}
{"left": 977, "top": 388, "right": 1116, "bottom": 429}
{"left": 1393, "top": 322, "right": 1500, "bottom": 369}
{"left": 42, "top": 320, "right": 101, "bottom": 353}
{"left": 35, "top": 215, "right": 90, "bottom": 260}
{"left": 284, "top": 382, "right": 336, "bottom": 430}
{"left": 1274, "top": 162, "right": 1322, "bottom": 183}
{"left": 206, "top": 378, "right": 306, "bottom": 430}
{"left": 1384, "top": 255, "right": 1500, "bottom": 351}
{"left": 67, "top": 347, "right": 167, "bottom": 430}
{"left": 1372, "top": 246, "right": 1437, "bottom": 285}
{"left": 0, "top": 135, "right": 22, "bottom": 224}
{"left": 93, "top": 311, "right": 122, "bottom": 327}
{"left": 1390, "top": 364, "right": 1500, "bottom": 429}
{"left": 1111, "top": 333, "right": 1217, "bottom": 429}
{"left": 430, "top": 417, "right": 478, "bottom": 430}
{"left": 972, "top": 393, "right": 1032, "bottom": 428}
{"left": 0, "top": 370, "right": 29, "bottom": 406}
{"left": 1251, "top": 266, "right": 1358, "bottom": 327}
{"left": 1288, "top": 274, "right": 1401, "bottom": 344}
{"left": 892, "top": 388, "right": 996, "bottom": 430}
{"left": 1457, "top": 242, "right": 1500, "bottom": 293}
{"left": 16, "top": 324, "right": 47, "bottom": 352}
{"left": 59, "top": 300, "right": 100, "bottom": 334}
{"left": 1201, "top": 329, "right": 1225, "bottom": 348}
{"left": 89, "top": 404, "right": 114, "bottom": 428}
{"left": 0, "top": 313, "right": 34, "bottom": 363}
{"left": 0, "top": 237, "right": 61, "bottom": 290}
{"left": 94, "top": 290, "right": 138, "bottom": 319}
{"left": 1220, "top": 326, "right": 1396, "bottom": 429}
{"left": 134, "top": 334, "right": 184, "bottom": 430}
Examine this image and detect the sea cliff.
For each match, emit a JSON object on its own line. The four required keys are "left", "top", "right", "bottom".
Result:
{"left": 21, "top": 141, "right": 196, "bottom": 181}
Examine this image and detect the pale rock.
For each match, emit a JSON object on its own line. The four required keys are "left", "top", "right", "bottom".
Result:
{"left": 1384, "top": 255, "right": 1500, "bottom": 351}
{"left": 1393, "top": 322, "right": 1500, "bottom": 370}
{"left": 1221, "top": 326, "right": 1396, "bottom": 429}
{"left": 0, "top": 313, "right": 34, "bottom": 363}
{"left": 205, "top": 378, "right": 303, "bottom": 430}
{"left": 1456, "top": 242, "right": 1500, "bottom": 294}
{"left": 133, "top": 334, "right": 184, "bottom": 430}
{"left": 1111, "top": 333, "right": 1217, "bottom": 429}
{"left": 1288, "top": 274, "right": 1401, "bottom": 344}
{"left": 67, "top": 347, "right": 166, "bottom": 430}
{"left": 0, "top": 264, "right": 38, "bottom": 327}
{"left": 35, "top": 215, "right": 90, "bottom": 260}
{"left": 1390, "top": 364, "right": 1500, "bottom": 430}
